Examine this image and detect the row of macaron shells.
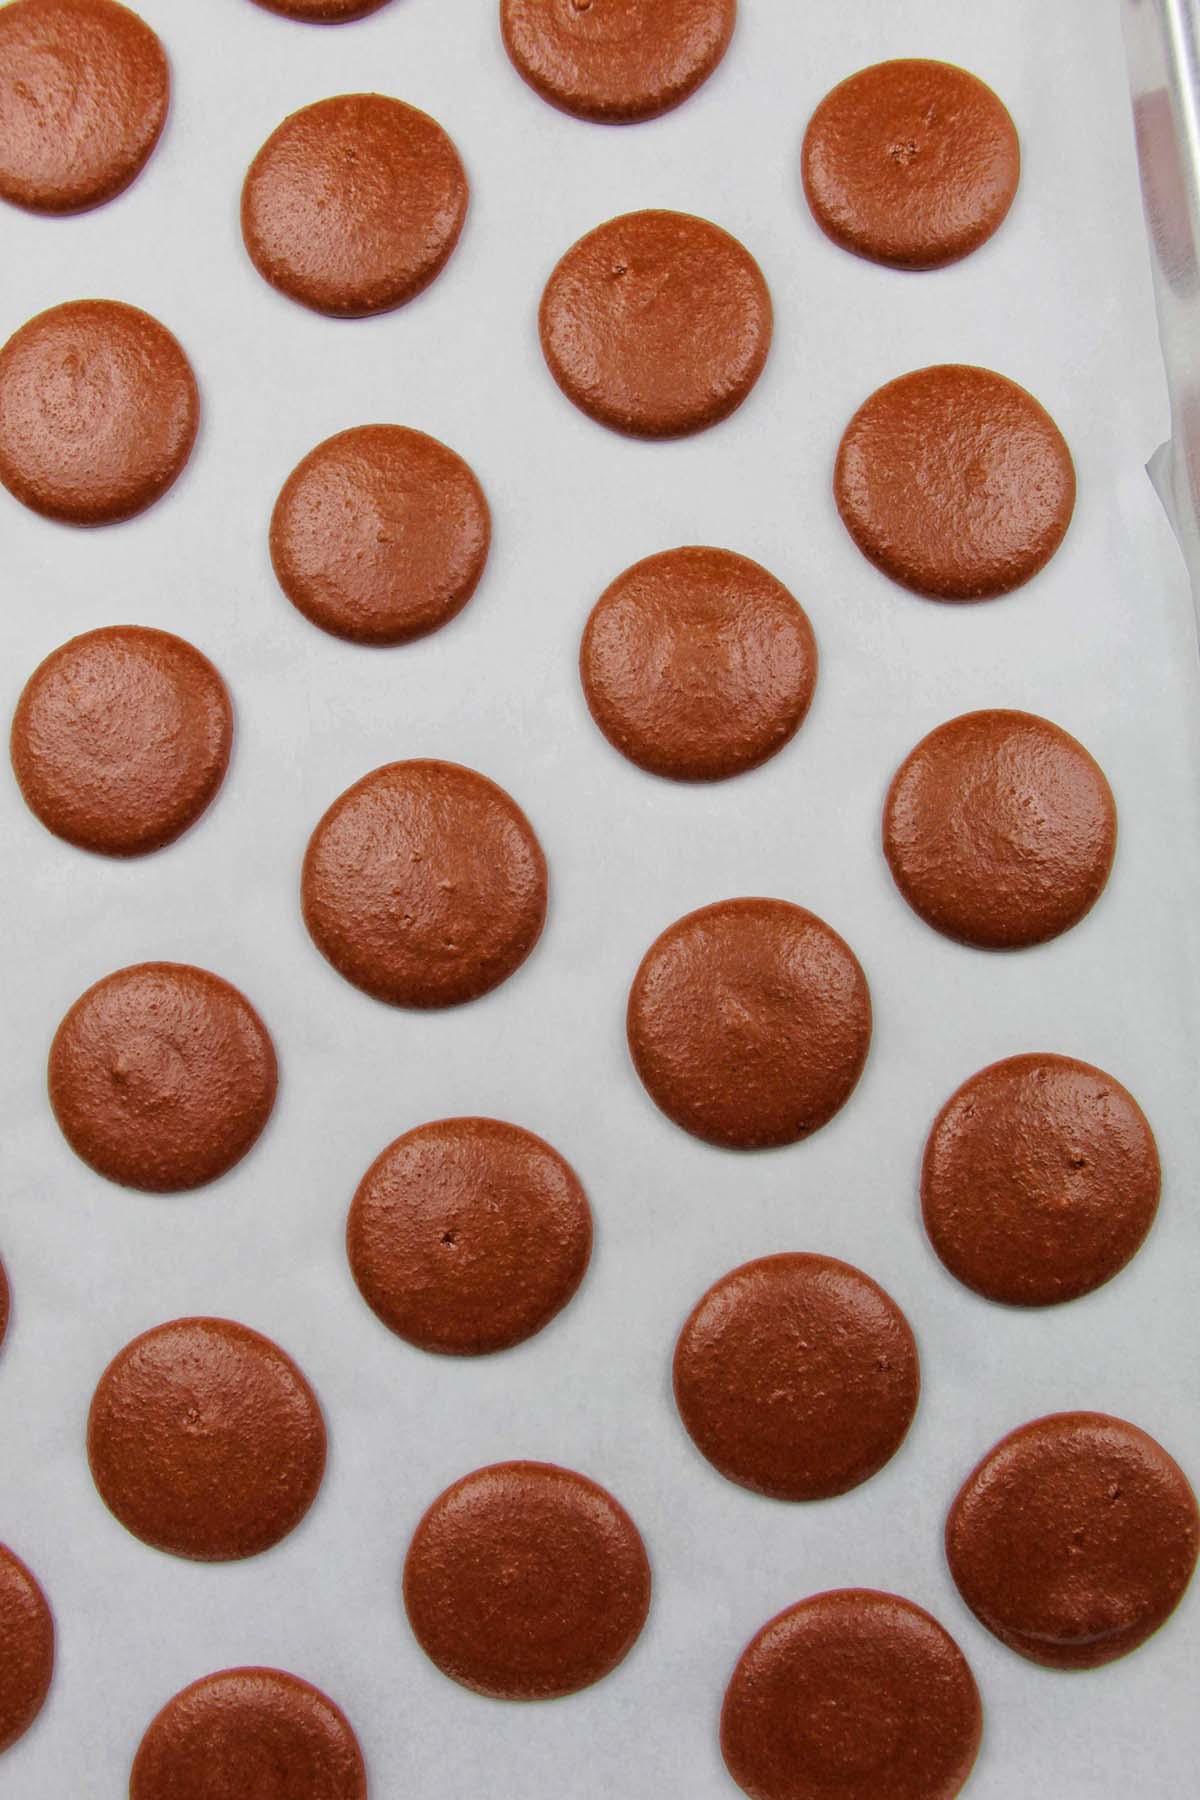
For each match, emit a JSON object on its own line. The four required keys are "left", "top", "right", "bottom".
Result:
{"left": 3, "top": 2, "right": 1197, "bottom": 1797}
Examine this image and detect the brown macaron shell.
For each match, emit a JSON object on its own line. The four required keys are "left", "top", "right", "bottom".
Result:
{"left": 11, "top": 626, "right": 232, "bottom": 856}
{"left": 302, "top": 759, "right": 547, "bottom": 1009}
{"left": 0, "top": 0, "right": 169, "bottom": 215}
{"left": 250, "top": 0, "right": 392, "bottom": 19}
{"left": 834, "top": 364, "right": 1075, "bottom": 600}
{"left": 721, "top": 1588, "right": 982, "bottom": 1800}
{"left": 539, "top": 209, "right": 772, "bottom": 438}
{"left": 87, "top": 1316, "right": 327, "bottom": 1562}
{"left": 946, "top": 1411, "right": 1200, "bottom": 1669}
{"left": 348, "top": 1117, "right": 592, "bottom": 1355}
{"left": 241, "top": 94, "right": 468, "bottom": 319}
{"left": 922, "top": 1054, "right": 1161, "bottom": 1306}
{"left": 0, "top": 299, "right": 198, "bottom": 525}
{"left": 580, "top": 546, "right": 817, "bottom": 781}
{"left": 270, "top": 425, "right": 491, "bottom": 646}
{"left": 500, "top": 0, "right": 736, "bottom": 125}
{"left": 0, "top": 1544, "right": 54, "bottom": 1755}
{"left": 674, "top": 1254, "right": 919, "bottom": 1501}
{"left": 802, "top": 59, "right": 1020, "bottom": 270}
{"left": 48, "top": 961, "right": 277, "bottom": 1192}
{"left": 883, "top": 709, "right": 1117, "bottom": 950}
{"left": 129, "top": 1667, "right": 367, "bottom": 1800}
{"left": 627, "top": 898, "right": 871, "bottom": 1150}
{"left": 403, "top": 1460, "right": 651, "bottom": 1700}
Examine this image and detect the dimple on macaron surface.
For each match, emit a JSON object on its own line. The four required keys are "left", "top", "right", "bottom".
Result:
{"left": 0, "top": 1543, "right": 55, "bottom": 1755}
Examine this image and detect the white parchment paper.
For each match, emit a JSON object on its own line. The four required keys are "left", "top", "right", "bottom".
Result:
{"left": 2, "top": 2, "right": 1199, "bottom": 1794}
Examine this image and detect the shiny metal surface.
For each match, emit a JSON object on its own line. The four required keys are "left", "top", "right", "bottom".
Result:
{"left": 1124, "top": 0, "right": 1200, "bottom": 607}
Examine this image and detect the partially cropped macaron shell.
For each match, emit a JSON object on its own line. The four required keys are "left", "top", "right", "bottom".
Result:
{"left": 129, "top": 1666, "right": 367, "bottom": 1800}
{"left": 501, "top": 0, "right": 736, "bottom": 124}
{"left": 0, "top": 0, "right": 169, "bottom": 215}
{"left": 0, "top": 1543, "right": 55, "bottom": 1754}
{"left": 721, "top": 1588, "right": 981, "bottom": 1800}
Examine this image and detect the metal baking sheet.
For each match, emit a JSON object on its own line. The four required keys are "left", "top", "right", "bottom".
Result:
{"left": 2, "top": 1, "right": 1198, "bottom": 1794}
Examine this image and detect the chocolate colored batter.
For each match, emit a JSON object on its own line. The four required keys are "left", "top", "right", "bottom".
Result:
{"left": 580, "top": 546, "right": 817, "bottom": 781}
{"left": 883, "top": 710, "right": 1117, "bottom": 950}
{"left": 923, "top": 1054, "right": 1160, "bottom": 1306}
{"left": 0, "top": 0, "right": 169, "bottom": 215}
{"left": 270, "top": 425, "right": 491, "bottom": 646}
{"left": 674, "top": 1254, "right": 918, "bottom": 1501}
{"left": 0, "top": 300, "right": 198, "bottom": 525}
{"left": 803, "top": 60, "right": 1019, "bottom": 270}
{"left": 721, "top": 1589, "right": 981, "bottom": 1800}
{"left": 539, "top": 209, "right": 772, "bottom": 437}
{"left": 48, "top": 962, "right": 277, "bottom": 1191}
{"left": 11, "top": 626, "right": 232, "bottom": 855}
{"left": 241, "top": 94, "right": 469, "bottom": 318}
{"left": 834, "top": 364, "right": 1075, "bottom": 600}
{"left": 302, "top": 760, "right": 547, "bottom": 1008}
{"left": 88, "top": 1317, "right": 327, "bottom": 1561}
{"left": 501, "top": 0, "right": 736, "bottom": 125}
{"left": 347, "top": 1117, "right": 592, "bottom": 1355}
{"left": 250, "top": 0, "right": 392, "bottom": 19}
{"left": 0, "top": 1543, "right": 54, "bottom": 1755}
{"left": 946, "top": 1412, "right": 1199, "bottom": 1669}
{"left": 130, "top": 1667, "right": 366, "bottom": 1800}
{"left": 403, "top": 1460, "right": 650, "bottom": 1699}
{"left": 0, "top": 1258, "right": 8, "bottom": 1351}
{"left": 627, "top": 898, "right": 870, "bottom": 1149}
